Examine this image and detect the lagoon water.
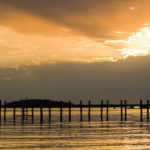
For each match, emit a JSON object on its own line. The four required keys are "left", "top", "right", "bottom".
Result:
{"left": 0, "top": 108, "right": 150, "bottom": 150}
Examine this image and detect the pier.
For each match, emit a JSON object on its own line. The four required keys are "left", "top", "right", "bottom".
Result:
{"left": 0, "top": 99, "right": 150, "bottom": 123}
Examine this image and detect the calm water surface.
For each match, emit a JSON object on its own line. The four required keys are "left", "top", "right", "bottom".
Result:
{"left": 0, "top": 108, "right": 150, "bottom": 150}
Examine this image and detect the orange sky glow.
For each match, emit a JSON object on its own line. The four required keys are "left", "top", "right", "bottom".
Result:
{"left": 1, "top": 0, "right": 150, "bottom": 102}
{"left": 1, "top": 0, "right": 150, "bottom": 67}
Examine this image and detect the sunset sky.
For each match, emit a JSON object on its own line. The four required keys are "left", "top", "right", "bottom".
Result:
{"left": 1, "top": 0, "right": 150, "bottom": 103}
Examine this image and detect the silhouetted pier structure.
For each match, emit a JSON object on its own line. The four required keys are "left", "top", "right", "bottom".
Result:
{"left": 0, "top": 99, "right": 150, "bottom": 123}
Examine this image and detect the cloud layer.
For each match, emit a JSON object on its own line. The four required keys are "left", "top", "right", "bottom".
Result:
{"left": 1, "top": 0, "right": 150, "bottom": 66}
{"left": 1, "top": 0, "right": 150, "bottom": 40}
{"left": 1, "top": 55, "right": 150, "bottom": 103}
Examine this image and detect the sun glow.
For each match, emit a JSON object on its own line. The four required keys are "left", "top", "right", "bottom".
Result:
{"left": 118, "top": 27, "right": 150, "bottom": 58}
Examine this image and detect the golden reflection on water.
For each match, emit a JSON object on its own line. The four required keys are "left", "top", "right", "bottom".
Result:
{"left": 0, "top": 108, "right": 150, "bottom": 150}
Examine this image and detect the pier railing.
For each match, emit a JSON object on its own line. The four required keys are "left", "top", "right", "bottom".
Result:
{"left": 0, "top": 99, "right": 150, "bottom": 123}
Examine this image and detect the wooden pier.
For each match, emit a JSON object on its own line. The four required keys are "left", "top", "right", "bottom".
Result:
{"left": 0, "top": 99, "right": 150, "bottom": 123}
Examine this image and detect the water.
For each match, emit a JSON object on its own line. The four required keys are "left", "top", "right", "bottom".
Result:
{"left": 0, "top": 108, "right": 150, "bottom": 150}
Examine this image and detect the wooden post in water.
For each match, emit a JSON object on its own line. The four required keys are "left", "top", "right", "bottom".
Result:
{"left": 22, "top": 101, "right": 25, "bottom": 122}
{"left": 106, "top": 100, "right": 109, "bottom": 121}
{"left": 49, "top": 106, "right": 51, "bottom": 122}
{"left": 101, "top": 100, "right": 103, "bottom": 121}
{"left": 140, "top": 99, "right": 143, "bottom": 122}
{"left": 25, "top": 99, "right": 28, "bottom": 119}
{"left": 147, "top": 99, "right": 149, "bottom": 122}
{"left": 60, "top": 101, "right": 63, "bottom": 122}
{"left": 124, "top": 100, "right": 127, "bottom": 121}
{"left": 4, "top": 101, "right": 6, "bottom": 121}
{"left": 13, "top": 106, "right": 16, "bottom": 121}
{"left": 120, "top": 100, "right": 123, "bottom": 121}
{"left": 0, "top": 100, "right": 1, "bottom": 122}
{"left": 80, "top": 100, "right": 83, "bottom": 122}
{"left": 31, "top": 107, "right": 34, "bottom": 123}
{"left": 88, "top": 100, "right": 91, "bottom": 122}
{"left": 40, "top": 105, "right": 43, "bottom": 123}
{"left": 40, "top": 107, "right": 43, "bottom": 123}
{"left": 69, "top": 100, "right": 71, "bottom": 122}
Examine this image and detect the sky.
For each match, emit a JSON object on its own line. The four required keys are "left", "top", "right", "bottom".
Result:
{"left": 1, "top": 0, "right": 150, "bottom": 103}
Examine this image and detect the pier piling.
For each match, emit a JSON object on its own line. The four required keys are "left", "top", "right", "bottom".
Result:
{"left": 106, "top": 100, "right": 109, "bottom": 121}
{"left": 124, "top": 100, "right": 127, "bottom": 121}
{"left": 32, "top": 107, "right": 34, "bottom": 123}
{"left": 121, "top": 100, "right": 123, "bottom": 121}
{"left": 40, "top": 105, "right": 43, "bottom": 123}
{"left": 49, "top": 106, "right": 51, "bottom": 122}
{"left": 88, "top": 100, "right": 91, "bottom": 121}
{"left": 60, "top": 102, "right": 63, "bottom": 122}
{"left": 4, "top": 101, "right": 6, "bottom": 121}
{"left": 69, "top": 101, "right": 71, "bottom": 122}
{"left": 140, "top": 99, "right": 143, "bottom": 122}
{"left": 25, "top": 100, "right": 28, "bottom": 119}
{"left": 21, "top": 101, "right": 25, "bottom": 122}
{"left": 80, "top": 100, "right": 83, "bottom": 122}
{"left": 26, "top": 107, "right": 28, "bottom": 119}
{"left": 147, "top": 100, "right": 149, "bottom": 121}
{"left": 13, "top": 106, "right": 16, "bottom": 121}
{"left": 101, "top": 100, "right": 103, "bottom": 121}
{"left": 0, "top": 100, "right": 1, "bottom": 122}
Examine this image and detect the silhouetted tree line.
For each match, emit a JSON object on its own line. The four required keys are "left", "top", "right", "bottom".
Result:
{"left": 5, "top": 99, "right": 75, "bottom": 107}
